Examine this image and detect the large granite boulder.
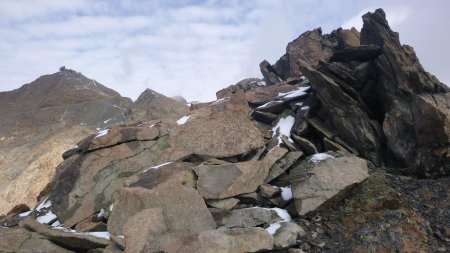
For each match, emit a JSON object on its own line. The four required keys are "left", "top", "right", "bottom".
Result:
{"left": 290, "top": 153, "right": 369, "bottom": 215}
{"left": 107, "top": 182, "right": 216, "bottom": 236}
{"left": 161, "top": 91, "right": 265, "bottom": 161}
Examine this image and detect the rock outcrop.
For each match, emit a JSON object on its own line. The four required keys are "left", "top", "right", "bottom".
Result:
{"left": 1, "top": 8, "right": 449, "bottom": 253}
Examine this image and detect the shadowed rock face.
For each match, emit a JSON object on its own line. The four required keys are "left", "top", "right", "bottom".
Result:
{"left": 360, "top": 9, "right": 450, "bottom": 177}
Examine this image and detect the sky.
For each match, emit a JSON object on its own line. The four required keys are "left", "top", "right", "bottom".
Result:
{"left": 0, "top": 0, "right": 449, "bottom": 102}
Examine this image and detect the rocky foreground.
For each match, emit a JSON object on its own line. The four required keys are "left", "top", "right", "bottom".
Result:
{"left": 0, "top": 9, "right": 449, "bottom": 253}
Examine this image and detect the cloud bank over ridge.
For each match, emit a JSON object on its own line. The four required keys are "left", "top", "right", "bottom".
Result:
{"left": 0, "top": 0, "right": 448, "bottom": 102}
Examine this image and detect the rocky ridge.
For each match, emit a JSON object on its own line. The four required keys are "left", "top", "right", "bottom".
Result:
{"left": 0, "top": 8, "right": 449, "bottom": 253}
{"left": 0, "top": 68, "right": 188, "bottom": 215}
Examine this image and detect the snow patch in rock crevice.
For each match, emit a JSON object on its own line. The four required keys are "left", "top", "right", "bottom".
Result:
{"left": 176, "top": 115, "right": 191, "bottom": 125}
{"left": 309, "top": 153, "right": 335, "bottom": 163}
{"left": 272, "top": 116, "right": 295, "bottom": 145}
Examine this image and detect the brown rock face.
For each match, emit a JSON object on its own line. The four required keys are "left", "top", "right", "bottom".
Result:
{"left": 359, "top": 9, "right": 450, "bottom": 176}
{"left": 162, "top": 91, "right": 265, "bottom": 160}
{"left": 273, "top": 27, "right": 360, "bottom": 79}
{"left": 107, "top": 182, "right": 216, "bottom": 236}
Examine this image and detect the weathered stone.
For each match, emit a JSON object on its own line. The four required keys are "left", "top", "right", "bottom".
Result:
{"left": 265, "top": 151, "right": 303, "bottom": 183}
{"left": 75, "top": 219, "right": 107, "bottom": 232}
{"left": 290, "top": 154, "right": 369, "bottom": 215}
{"left": 104, "top": 243, "right": 124, "bottom": 253}
{"left": 253, "top": 110, "right": 278, "bottom": 124}
{"left": 125, "top": 162, "right": 196, "bottom": 190}
{"left": 162, "top": 91, "right": 265, "bottom": 161}
{"left": 307, "top": 117, "right": 335, "bottom": 139}
{"left": 254, "top": 100, "right": 287, "bottom": 114}
{"left": 292, "top": 134, "right": 318, "bottom": 155}
{"left": 20, "top": 218, "right": 109, "bottom": 251}
{"left": 49, "top": 137, "right": 171, "bottom": 227}
{"left": 245, "top": 85, "right": 299, "bottom": 105}
{"left": 260, "top": 60, "right": 282, "bottom": 86}
{"left": 197, "top": 227, "right": 274, "bottom": 253}
{"left": 273, "top": 222, "right": 306, "bottom": 248}
{"left": 194, "top": 146, "right": 288, "bottom": 199}
{"left": 122, "top": 208, "right": 167, "bottom": 253}
{"left": 323, "top": 137, "right": 349, "bottom": 153}
{"left": 0, "top": 227, "right": 76, "bottom": 253}
{"left": 273, "top": 27, "right": 360, "bottom": 79}
{"left": 213, "top": 207, "right": 280, "bottom": 228}
{"left": 299, "top": 60, "right": 383, "bottom": 165}
{"left": 107, "top": 182, "right": 215, "bottom": 235}
{"left": 361, "top": 8, "right": 450, "bottom": 177}
{"left": 259, "top": 184, "right": 281, "bottom": 198}
{"left": 206, "top": 198, "right": 240, "bottom": 210}
{"left": 329, "top": 45, "right": 382, "bottom": 62}
{"left": 82, "top": 125, "right": 160, "bottom": 151}
{"left": 7, "top": 204, "right": 30, "bottom": 216}
{"left": 216, "top": 78, "right": 262, "bottom": 99}
{"left": 281, "top": 135, "right": 300, "bottom": 151}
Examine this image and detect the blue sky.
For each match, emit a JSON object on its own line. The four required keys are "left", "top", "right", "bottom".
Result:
{"left": 0, "top": 0, "right": 449, "bottom": 102}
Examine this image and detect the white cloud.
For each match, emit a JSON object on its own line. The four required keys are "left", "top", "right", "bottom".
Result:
{"left": 0, "top": 0, "right": 448, "bottom": 103}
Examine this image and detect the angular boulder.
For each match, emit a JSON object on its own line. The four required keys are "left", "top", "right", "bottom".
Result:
{"left": 197, "top": 227, "right": 274, "bottom": 253}
{"left": 107, "top": 182, "right": 216, "bottom": 235}
{"left": 194, "top": 146, "right": 288, "bottom": 199}
{"left": 213, "top": 207, "right": 280, "bottom": 228}
{"left": 290, "top": 153, "right": 369, "bottom": 215}
{"left": 161, "top": 91, "right": 265, "bottom": 161}
{"left": 260, "top": 60, "right": 282, "bottom": 86}
{"left": 20, "top": 218, "right": 109, "bottom": 251}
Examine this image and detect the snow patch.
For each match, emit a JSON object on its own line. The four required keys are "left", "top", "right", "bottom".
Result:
{"left": 109, "top": 204, "right": 114, "bottom": 212}
{"left": 36, "top": 211, "right": 57, "bottom": 224}
{"left": 272, "top": 115, "right": 295, "bottom": 145}
{"left": 36, "top": 197, "right": 51, "bottom": 211}
{"left": 144, "top": 162, "right": 173, "bottom": 172}
{"left": 280, "top": 186, "right": 293, "bottom": 201}
{"left": 18, "top": 211, "right": 32, "bottom": 217}
{"left": 97, "top": 208, "right": 105, "bottom": 218}
{"left": 176, "top": 115, "right": 191, "bottom": 125}
{"left": 309, "top": 153, "right": 335, "bottom": 163}
{"left": 278, "top": 86, "right": 310, "bottom": 99}
{"left": 263, "top": 207, "right": 292, "bottom": 235}
{"left": 257, "top": 80, "right": 266, "bottom": 86}
{"left": 300, "top": 106, "right": 310, "bottom": 111}
{"left": 103, "top": 118, "right": 113, "bottom": 124}
{"left": 113, "top": 105, "right": 127, "bottom": 110}
{"left": 95, "top": 129, "right": 109, "bottom": 138}
{"left": 211, "top": 97, "right": 229, "bottom": 105}
{"left": 266, "top": 223, "right": 282, "bottom": 235}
